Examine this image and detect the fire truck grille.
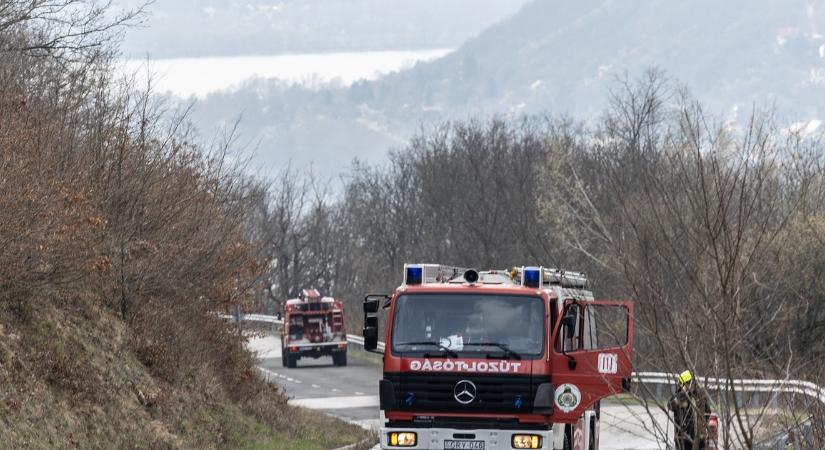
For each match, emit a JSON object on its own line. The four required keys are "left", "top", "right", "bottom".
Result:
{"left": 384, "top": 372, "right": 539, "bottom": 413}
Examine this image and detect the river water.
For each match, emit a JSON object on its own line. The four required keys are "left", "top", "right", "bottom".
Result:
{"left": 120, "top": 48, "right": 452, "bottom": 98}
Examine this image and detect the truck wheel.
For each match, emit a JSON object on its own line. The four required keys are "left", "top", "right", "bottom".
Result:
{"left": 563, "top": 424, "right": 572, "bottom": 450}
{"left": 589, "top": 415, "right": 596, "bottom": 450}
{"left": 281, "top": 345, "right": 287, "bottom": 367}
{"left": 286, "top": 353, "right": 297, "bottom": 368}
{"left": 333, "top": 351, "right": 347, "bottom": 367}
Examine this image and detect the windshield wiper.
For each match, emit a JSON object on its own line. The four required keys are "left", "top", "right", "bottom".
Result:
{"left": 464, "top": 342, "right": 522, "bottom": 360}
{"left": 395, "top": 341, "right": 459, "bottom": 358}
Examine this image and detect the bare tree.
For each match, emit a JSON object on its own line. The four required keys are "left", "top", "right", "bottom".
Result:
{"left": 0, "top": 0, "right": 147, "bottom": 59}
{"left": 545, "top": 71, "right": 825, "bottom": 448}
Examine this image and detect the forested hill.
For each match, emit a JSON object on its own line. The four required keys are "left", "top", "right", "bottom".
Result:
{"left": 371, "top": 0, "right": 825, "bottom": 117}
{"left": 191, "top": 0, "right": 825, "bottom": 178}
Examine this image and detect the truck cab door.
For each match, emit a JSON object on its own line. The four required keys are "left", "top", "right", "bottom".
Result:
{"left": 549, "top": 300, "right": 634, "bottom": 423}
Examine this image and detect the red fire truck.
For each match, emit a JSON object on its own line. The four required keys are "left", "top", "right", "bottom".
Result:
{"left": 362, "top": 264, "right": 634, "bottom": 450}
{"left": 281, "top": 288, "right": 347, "bottom": 368}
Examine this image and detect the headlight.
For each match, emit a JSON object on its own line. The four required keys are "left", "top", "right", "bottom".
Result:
{"left": 512, "top": 434, "right": 541, "bottom": 449}
{"left": 388, "top": 431, "right": 417, "bottom": 447}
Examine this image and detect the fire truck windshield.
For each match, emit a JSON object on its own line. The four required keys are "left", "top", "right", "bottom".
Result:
{"left": 391, "top": 294, "right": 545, "bottom": 358}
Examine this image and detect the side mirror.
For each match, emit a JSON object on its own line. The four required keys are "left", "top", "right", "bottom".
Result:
{"left": 363, "top": 316, "right": 379, "bottom": 350}
{"left": 364, "top": 298, "right": 380, "bottom": 314}
{"left": 363, "top": 294, "right": 388, "bottom": 352}
{"left": 561, "top": 310, "right": 578, "bottom": 340}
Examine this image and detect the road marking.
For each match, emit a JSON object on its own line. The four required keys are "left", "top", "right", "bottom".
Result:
{"left": 355, "top": 391, "right": 364, "bottom": 395}
{"left": 332, "top": 388, "right": 341, "bottom": 392}
{"left": 259, "top": 368, "right": 303, "bottom": 385}
{"left": 258, "top": 367, "right": 280, "bottom": 382}
{"left": 290, "top": 395, "right": 380, "bottom": 410}
{"left": 312, "top": 384, "right": 321, "bottom": 388}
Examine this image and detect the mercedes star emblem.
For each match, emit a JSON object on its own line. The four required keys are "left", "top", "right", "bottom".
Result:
{"left": 453, "top": 380, "right": 477, "bottom": 404}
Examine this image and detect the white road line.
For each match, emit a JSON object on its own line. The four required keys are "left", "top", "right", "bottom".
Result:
{"left": 332, "top": 388, "right": 341, "bottom": 392}
{"left": 355, "top": 391, "right": 364, "bottom": 395}
{"left": 290, "top": 395, "right": 380, "bottom": 410}
{"left": 312, "top": 384, "right": 321, "bottom": 388}
{"left": 258, "top": 367, "right": 279, "bottom": 382}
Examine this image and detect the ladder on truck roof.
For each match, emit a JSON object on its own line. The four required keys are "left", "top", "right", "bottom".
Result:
{"left": 509, "top": 266, "right": 588, "bottom": 289}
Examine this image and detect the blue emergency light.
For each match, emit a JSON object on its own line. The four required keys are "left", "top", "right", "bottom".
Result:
{"left": 523, "top": 267, "right": 542, "bottom": 288}
{"left": 406, "top": 266, "right": 423, "bottom": 285}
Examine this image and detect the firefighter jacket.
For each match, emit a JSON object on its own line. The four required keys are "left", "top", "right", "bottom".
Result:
{"left": 669, "top": 383, "right": 712, "bottom": 449}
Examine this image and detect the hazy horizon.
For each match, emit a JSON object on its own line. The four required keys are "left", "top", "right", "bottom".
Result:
{"left": 120, "top": 0, "right": 825, "bottom": 180}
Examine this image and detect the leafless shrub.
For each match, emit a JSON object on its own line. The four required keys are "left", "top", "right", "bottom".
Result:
{"left": 545, "top": 70, "right": 825, "bottom": 448}
{"left": 0, "top": 0, "right": 272, "bottom": 428}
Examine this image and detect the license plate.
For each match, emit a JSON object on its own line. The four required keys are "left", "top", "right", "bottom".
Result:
{"left": 444, "top": 440, "right": 485, "bottom": 450}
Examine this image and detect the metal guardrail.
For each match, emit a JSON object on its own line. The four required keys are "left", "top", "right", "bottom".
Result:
{"left": 232, "top": 313, "right": 823, "bottom": 406}
{"left": 229, "top": 313, "right": 385, "bottom": 351}
{"left": 635, "top": 372, "right": 825, "bottom": 407}
{"left": 235, "top": 313, "right": 820, "bottom": 447}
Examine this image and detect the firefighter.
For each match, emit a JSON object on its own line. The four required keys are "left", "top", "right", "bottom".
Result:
{"left": 668, "top": 370, "right": 712, "bottom": 450}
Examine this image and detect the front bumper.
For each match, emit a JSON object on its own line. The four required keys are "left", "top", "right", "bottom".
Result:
{"left": 380, "top": 426, "right": 552, "bottom": 450}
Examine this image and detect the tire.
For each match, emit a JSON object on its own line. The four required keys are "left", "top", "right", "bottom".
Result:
{"left": 285, "top": 351, "right": 297, "bottom": 368}
{"left": 563, "top": 424, "right": 572, "bottom": 450}
{"left": 281, "top": 345, "right": 287, "bottom": 367}
{"left": 589, "top": 415, "right": 597, "bottom": 450}
{"left": 333, "top": 351, "right": 347, "bottom": 367}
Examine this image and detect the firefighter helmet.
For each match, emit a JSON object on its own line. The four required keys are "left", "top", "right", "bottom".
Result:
{"left": 678, "top": 370, "right": 693, "bottom": 386}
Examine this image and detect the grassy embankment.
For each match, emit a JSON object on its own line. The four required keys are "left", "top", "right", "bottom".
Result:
{"left": 0, "top": 295, "right": 371, "bottom": 449}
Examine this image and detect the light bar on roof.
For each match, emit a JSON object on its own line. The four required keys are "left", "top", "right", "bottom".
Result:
{"left": 405, "top": 265, "right": 424, "bottom": 285}
{"left": 522, "top": 266, "right": 543, "bottom": 288}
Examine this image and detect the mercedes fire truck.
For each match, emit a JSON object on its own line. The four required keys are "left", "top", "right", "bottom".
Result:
{"left": 362, "top": 264, "right": 634, "bottom": 450}
{"left": 281, "top": 288, "right": 347, "bottom": 368}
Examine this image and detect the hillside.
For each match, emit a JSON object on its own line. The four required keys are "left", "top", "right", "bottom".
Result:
{"left": 0, "top": 295, "right": 369, "bottom": 448}
{"left": 0, "top": 2, "right": 370, "bottom": 448}
{"left": 188, "top": 0, "right": 825, "bottom": 177}
{"left": 383, "top": 0, "right": 825, "bottom": 117}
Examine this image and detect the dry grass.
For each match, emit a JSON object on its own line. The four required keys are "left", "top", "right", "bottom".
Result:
{"left": 0, "top": 293, "right": 370, "bottom": 449}
{"left": 0, "top": 3, "right": 374, "bottom": 449}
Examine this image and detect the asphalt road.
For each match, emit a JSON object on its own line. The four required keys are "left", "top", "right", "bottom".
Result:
{"left": 251, "top": 335, "right": 383, "bottom": 430}
{"left": 249, "top": 336, "right": 671, "bottom": 449}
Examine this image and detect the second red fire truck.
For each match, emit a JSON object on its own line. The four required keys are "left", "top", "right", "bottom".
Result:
{"left": 363, "top": 264, "right": 635, "bottom": 450}
{"left": 281, "top": 288, "right": 348, "bottom": 368}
